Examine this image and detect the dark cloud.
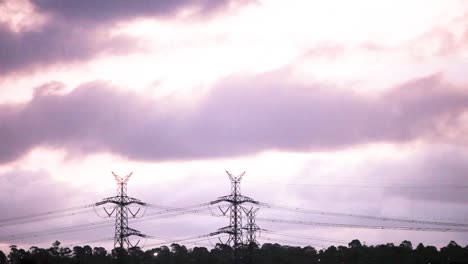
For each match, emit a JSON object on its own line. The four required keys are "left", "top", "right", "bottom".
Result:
{"left": 31, "top": 0, "right": 241, "bottom": 24}
{"left": 0, "top": 22, "right": 133, "bottom": 74}
{"left": 0, "top": 73, "right": 467, "bottom": 164}
{"left": 0, "top": 0, "right": 246, "bottom": 74}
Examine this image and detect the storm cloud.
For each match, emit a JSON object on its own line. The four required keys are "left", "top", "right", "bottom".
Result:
{"left": 0, "top": 0, "right": 245, "bottom": 74}
{"left": 31, "top": 0, "right": 244, "bottom": 24}
{"left": 0, "top": 73, "right": 467, "bottom": 164}
{"left": 0, "top": 22, "right": 134, "bottom": 74}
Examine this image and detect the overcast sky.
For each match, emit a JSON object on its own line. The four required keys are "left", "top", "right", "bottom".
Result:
{"left": 1, "top": 0, "right": 468, "bottom": 252}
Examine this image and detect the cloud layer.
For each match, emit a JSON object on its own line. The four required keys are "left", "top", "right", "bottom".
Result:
{"left": 31, "top": 0, "right": 239, "bottom": 24}
{"left": 0, "top": 73, "right": 466, "bottom": 164}
{"left": 0, "top": 22, "right": 135, "bottom": 74}
{"left": 0, "top": 0, "right": 244, "bottom": 74}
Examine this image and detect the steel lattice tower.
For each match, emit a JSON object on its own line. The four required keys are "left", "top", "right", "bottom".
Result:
{"left": 95, "top": 172, "right": 146, "bottom": 250}
{"left": 211, "top": 171, "right": 258, "bottom": 263}
{"left": 243, "top": 208, "right": 261, "bottom": 245}
{"left": 242, "top": 208, "right": 261, "bottom": 264}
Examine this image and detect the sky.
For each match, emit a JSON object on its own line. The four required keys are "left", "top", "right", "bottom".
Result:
{"left": 1, "top": 0, "right": 468, "bottom": 252}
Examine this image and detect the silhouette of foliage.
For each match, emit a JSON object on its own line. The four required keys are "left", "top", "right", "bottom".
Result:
{"left": 2, "top": 240, "right": 468, "bottom": 264}
{"left": 0, "top": 250, "right": 6, "bottom": 264}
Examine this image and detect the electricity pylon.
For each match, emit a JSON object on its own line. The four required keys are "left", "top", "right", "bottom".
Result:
{"left": 243, "top": 208, "right": 261, "bottom": 264}
{"left": 211, "top": 171, "right": 258, "bottom": 264}
{"left": 243, "top": 208, "right": 261, "bottom": 245}
{"left": 95, "top": 172, "right": 147, "bottom": 250}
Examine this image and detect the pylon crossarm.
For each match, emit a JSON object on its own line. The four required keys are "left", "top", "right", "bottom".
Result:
{"left": 219, "top": 229, "right": 234, "bottom": 236}
{"left": 209, "top": 230, "right": 226, "bottom": 236}
{"left": 211, "top": 199, "right": 236, "bottom": 205}
{"left": 126, "top": 197, "right": 146, "bottom": 206}
{"left": 95, "top": 201, "right": 106, "bottom": 206}
{"left": 237, "top": 171, "right": 246, "bottom": 182}
{"left": 96, "top": 199, "right": 122, "bottom": 206}
{"left": 127, "top": 227, "right": 146, "bottom": 238}
{"left": 240, "top": 196, "right": 259, "bottom": 204}
{"left": 97, "top": 198, "right": 145, "bottom": 206}
{"left": 210, "top": 196, "right": 230, "bottom": 204}
{"left": 242, "top": 226, "right": 263, "bottom": 231}
{"left": 212, "top": 195, "right": 259, "bottom": 205}
{"left": 226, "top": 171, "right": 236, "bottom": 182}
{"left": 226, "top": 171, "right": 245, "bottom": 182}
{"left": 95, "top": 199, "right": 114, "bottom": 206}
{"left": 112, "top": 171, "right": 133, "bottom": 184}
{"left": 96, "top": 197, "right": 117, "bottom": 205}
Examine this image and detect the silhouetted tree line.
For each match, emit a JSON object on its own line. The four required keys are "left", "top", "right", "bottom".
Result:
{"left": 1, "top": 239, "right": 467, "bottom": 264}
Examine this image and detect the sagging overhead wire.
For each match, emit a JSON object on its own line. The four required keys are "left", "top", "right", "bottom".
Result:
{"left": 131, "top": 204, "right": 229, "bottom": 224}
{"left": 146, "top": 202, "right": 214, "bottom": 212}
{"left": 263, "top": 230, "right": 347, "bottom": 244}
{"left": 259, "top": 202, "right": 468, "bottom": 228}
{"left": 0, "top": 219, "right": 115, "bottom": 241}
{"left": 0, "top": 199, "right": 212, "bottom": 230}
{"left": 143, "top": 231, "right": 224, "bottom": 249}
{"left": 0, "top": 205, "right": 227, "bottom": 242}
{"left": 246, "top": 180, "right": 468, "bottom": 189}
{"left": 256, "top": 217, "right": 468, "bottom": 232}
{"left": 0, "top": 208, "right": 95, "bottom": 227}
{"left": 0, "top": 203, "right": 96, "bottom": 226}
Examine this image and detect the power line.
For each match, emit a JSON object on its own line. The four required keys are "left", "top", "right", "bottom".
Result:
{"left": 129, "top": 205, "right": 228, "bottom": 224}
{"left": 3, "top": 169, "right": 466, "bottom": 250}
{"left": 256, "top": 217, "right": 468, "bottom": 232}
{"left": 259, "top": 202, "right": 468, "bottom": 228}
{"left": 147, "top": 202, "right": 213, "bottom": 210}
{"left": 246, "top": 181, "right": 468, "bottom": 189}
{"left": 263, "top": 230, "right": 347, "bottom": 244}
{"left": 6, "top": 203, "right": 461, "bottom": 244}
{"left": 143, "top": 232, "right": 223, "bottom": 249}
{"left": 0, "top": 220, "right": 114, "bottom": 241}
{"left": 0, "top": 206, "right": 227, "bottom": 242}
{"left": 0, "top": 204, "right": 95, "bottom": 225}
{"left": 0, "top": 208, "right": 95, "bottom": 227}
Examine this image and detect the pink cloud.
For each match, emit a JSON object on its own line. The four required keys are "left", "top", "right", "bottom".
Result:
{"left": 0, "top": 72, "right": 466, "bottom": 164}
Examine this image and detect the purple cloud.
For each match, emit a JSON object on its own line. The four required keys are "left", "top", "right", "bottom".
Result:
{"left": 0, "top": 0, "right": 247, "bottom": 74}
{"left": 0, "top": 22, "right": 133, "bottom": 74}
{"left": 31, "top": 0, "right": 244, "bottom": 24}
{"left": 0, "top": 73, "right": 467, "bottom": 164}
